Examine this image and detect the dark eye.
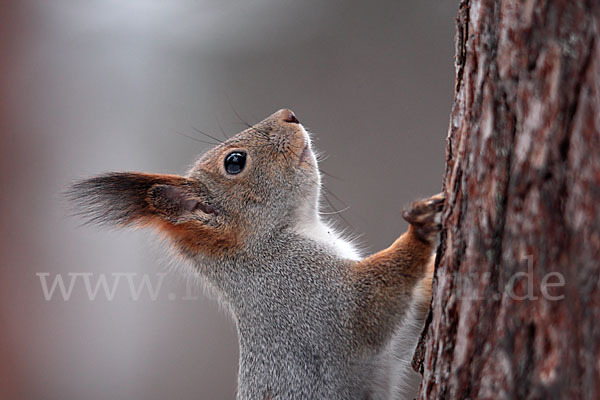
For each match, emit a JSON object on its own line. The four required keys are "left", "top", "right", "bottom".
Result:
{"left": 224, "top": 151, "right": 247, "bottom": 175}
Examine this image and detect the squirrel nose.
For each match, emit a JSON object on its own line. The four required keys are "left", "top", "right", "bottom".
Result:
{"left": 278, "top": 109, "right": 300, "bottom": 124}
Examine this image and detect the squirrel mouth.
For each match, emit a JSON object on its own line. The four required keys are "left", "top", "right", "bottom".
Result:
{"left": 298, "top": 144, "right": 310, "bottom": 165}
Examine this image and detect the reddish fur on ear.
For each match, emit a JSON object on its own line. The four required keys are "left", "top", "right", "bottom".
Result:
{"left": 69, "top": 172, "right": 238, "bottom": 257}
{"left": 150, "top": 220, "right": 238, "bottom": 258}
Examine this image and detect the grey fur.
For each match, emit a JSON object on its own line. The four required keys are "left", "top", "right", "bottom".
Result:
{"left": 192, "top": 228, "right": 431, "bottom": 399}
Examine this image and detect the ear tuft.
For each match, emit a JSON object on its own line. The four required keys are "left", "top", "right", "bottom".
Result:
{"left": 68, "top": 172, "right": 236, "bottom": 255}
{"left": 68, "top": 172, "right": 153, "bottom": 226}
{"left": 68, "top": 172, "right": 205, "bottom": 226}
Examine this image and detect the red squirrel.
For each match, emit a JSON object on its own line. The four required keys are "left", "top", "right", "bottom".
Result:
{"left": 70, "top": 109, "right": 443, "bottom": 399}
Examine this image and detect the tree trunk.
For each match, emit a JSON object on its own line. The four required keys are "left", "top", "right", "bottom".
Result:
{"left": 414, "top": 1, "right": 600, "bottom": 398}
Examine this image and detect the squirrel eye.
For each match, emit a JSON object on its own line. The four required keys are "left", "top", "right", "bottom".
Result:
{"left": 224, "top": 151, "right": 247, "bottom": 175}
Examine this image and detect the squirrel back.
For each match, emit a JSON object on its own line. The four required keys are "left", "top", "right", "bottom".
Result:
{"left": 69, "top": 109, "right": 443, "bottom": 399}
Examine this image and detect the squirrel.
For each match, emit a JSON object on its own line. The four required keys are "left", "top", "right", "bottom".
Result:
{"left": 69, "top": 109, "right": 444, "bottom": 400}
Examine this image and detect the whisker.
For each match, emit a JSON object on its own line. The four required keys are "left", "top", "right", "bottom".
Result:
{"left": 226, "top": 96, "right": 253, "bottom": 128}
{"left": 322, "top": 186, "right": 350, "bottom": 208}
{"left": 215, "top": 116, "right": 230, "bottom": 140}
{"left": 319, "top": 169, "right": 342, "bottom": 181}
{"left": 319, "top": 206, "right": 350, "bottom": 215}
{"left": 175, "top": 131, "right": 220, "bottom": 146}
{"left": 192, "top": 126, "right": 225, "bottom": 144}
{"left": 322, "top": 192, "right": 354, "bottom": 230}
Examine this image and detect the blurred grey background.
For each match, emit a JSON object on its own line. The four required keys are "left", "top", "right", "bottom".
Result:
{"left": 0, "top": 1, "right": 455, "bottom": 399}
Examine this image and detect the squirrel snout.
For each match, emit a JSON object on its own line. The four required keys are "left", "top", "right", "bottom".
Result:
{"left": 275, "top": 108, "right": 300, "bottom": 124}
{"left": 252, "top": 109, "right": 313, "bottom": 167}
{"left": 282, "top": 110, "right": 299, "bottom": 124}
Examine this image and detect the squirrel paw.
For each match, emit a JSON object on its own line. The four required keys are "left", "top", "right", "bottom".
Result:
{"left": 402, "top": 193, "right": 445, "bottom": 243}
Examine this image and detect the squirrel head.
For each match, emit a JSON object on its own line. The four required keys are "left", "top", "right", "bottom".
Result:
{"left": 69, "top": 109, "right": 321, "bottom": 259}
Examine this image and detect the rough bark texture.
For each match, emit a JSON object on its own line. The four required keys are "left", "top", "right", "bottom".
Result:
{"left": 415, "top": 0, "right": 600, "bottom": 399}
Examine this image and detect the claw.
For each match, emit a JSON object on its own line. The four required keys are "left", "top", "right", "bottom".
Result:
{"left": 403, "top": 193, "right": 445, "bottom": 242}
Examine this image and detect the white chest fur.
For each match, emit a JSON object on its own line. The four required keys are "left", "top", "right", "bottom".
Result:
{"left": 293, "top": 212, "right": 361, "bottom": 261}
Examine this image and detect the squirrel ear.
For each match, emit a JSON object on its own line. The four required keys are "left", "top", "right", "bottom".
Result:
{"left": 68, "top": 172, "right": 216, "bottom": 226}
{"left": 148, "top": 183, "right": 220, "bottom": 222}
{"left": 68, "top": 173, "right": 235, "bottom": 255}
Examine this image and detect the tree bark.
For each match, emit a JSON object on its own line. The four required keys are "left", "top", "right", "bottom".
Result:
{"left": 414, "top": 1, "right": 600, "bottom": 399}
